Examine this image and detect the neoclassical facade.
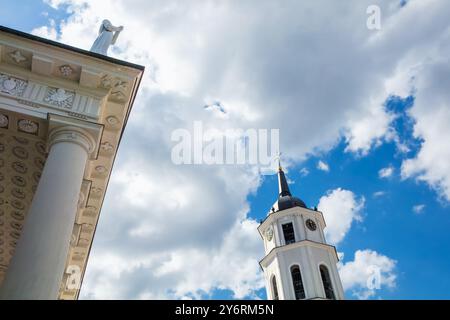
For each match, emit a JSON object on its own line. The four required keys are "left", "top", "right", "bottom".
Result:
{"left": 0, "top": 26, "right": 143, "bottom": 299}
{"left": 258, "top": 164, "right": 345, "bottom": 300}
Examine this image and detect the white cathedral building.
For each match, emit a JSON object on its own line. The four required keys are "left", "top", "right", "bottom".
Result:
{"left": 258, "top": 163, "right": 345, "bottom": 300}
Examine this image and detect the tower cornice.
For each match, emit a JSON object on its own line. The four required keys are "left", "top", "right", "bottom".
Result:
{"left": 259, "top": 239, "right": 339, "bottom": 269}
{"left": 258, "top": 206, "right": 326, "bottom": 238}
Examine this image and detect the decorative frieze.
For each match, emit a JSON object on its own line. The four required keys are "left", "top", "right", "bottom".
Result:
{"left": 44, "top": 87, "right": 75, "bottom": 108}
{"left": 66, "top": 111, "right": 88, "bottom": 120}
{"left": 0, "top": 74, "right": 28, "bottom": 97}
{"left": 0, "top": 75, "right": 109, "bottom": 121}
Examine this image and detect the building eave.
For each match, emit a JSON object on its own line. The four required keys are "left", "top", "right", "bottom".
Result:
{"left": 0, "top": 26, "right": 145, "bottom": 71}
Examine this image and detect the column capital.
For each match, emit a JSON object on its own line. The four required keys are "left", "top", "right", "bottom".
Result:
{"left": 47, "top": 113, "right": 103, "bottom": 159}
{"left": 48, "top": 126, "right": 96, "bottom": 155}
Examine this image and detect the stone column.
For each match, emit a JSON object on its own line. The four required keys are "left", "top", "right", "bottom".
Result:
{"left": 0, "top": 125, "right": 96, "bottom": 299}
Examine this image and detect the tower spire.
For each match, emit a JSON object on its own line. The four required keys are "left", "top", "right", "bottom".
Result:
{"left": 278, "top": 159, "right": 292, "bottom": 197}
{"left": 271, "top": 154, "right": 306, "bottom": 212}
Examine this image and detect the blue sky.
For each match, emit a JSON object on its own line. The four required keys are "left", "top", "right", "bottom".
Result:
{"left": 0, "top": 0, "right": 68, "bottom": 32}
{"left": 1, "top": 0, "right": 450, "bottom": 300}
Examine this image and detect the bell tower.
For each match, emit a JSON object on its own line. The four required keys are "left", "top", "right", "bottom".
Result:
{"left": 258, "top": 163, "right": 344, "bottom": 300}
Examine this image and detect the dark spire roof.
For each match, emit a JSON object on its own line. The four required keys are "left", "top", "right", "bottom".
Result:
{"left": 278, "top": 161, "right": 292, "bottom": 197}
{"left": 270, "top": 161, "right": 307, "bottom": 214}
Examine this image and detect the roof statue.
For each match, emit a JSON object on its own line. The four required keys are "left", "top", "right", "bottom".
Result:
{"left": 90, "top": 19, "right": 123, "bottom": 55}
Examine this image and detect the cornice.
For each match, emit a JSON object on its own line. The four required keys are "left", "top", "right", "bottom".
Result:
{"left": 258, "top": 206, "right": 326, "bottom": 235}
{"left": 259, "top": 239, "right": 339, "bottom": 269}
{"left": 0, "top": 25, "right": 145, "bottom": 72}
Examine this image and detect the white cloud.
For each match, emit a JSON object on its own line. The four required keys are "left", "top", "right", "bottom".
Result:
{"left": 373, "top": 191, "right": 386, "bottom": 198}
{"left": 299, "top": 167, "right": 309, "bottom": 177}
{"left": 31, "top": 18, "right": 58, "bottom": 40}
{"left": 344, "top": 102, "right": 395, "bottom": 156}
{"left": 338, "top": 249, "right": 397, "bottom": 300}
{"left": 318, "top": 188, "right": 365, "bottom": 245}
{"left": 25, "top": 0, "right": 449, "bottom": 298}
{"left": 83, "top": 218, "right": 265, "bottom": 299}
{"left": 316, "top": 160, "right": 330, "bottom": 172}
{"left": 400, "top": 56, "right": 450, "bottom": 202}
{"left": 379, "top": 166, "right": 394, "bottom": 179}
{"left": 412, "top": 204, "right": 425, "bottom": 214}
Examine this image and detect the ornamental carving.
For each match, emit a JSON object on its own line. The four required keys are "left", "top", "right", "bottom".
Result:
{"left": 106, "top": 116, "right": 119, "bottom": 126}
{"left": 100, "top": 74, "right": 115, "bottom": 88}
{"left": 10, "top": 231, "right": 20, "bottom": 240}
{"left": 34, "top": 158, "right": 45, "bottom": 170}
{"left": 95, "top": 165, "right": 107, "bottom": 174}
{"left": 12, "top": 175, "right": 26, "bottom": 187}
{"left": 9, "top": 231, "right": 20, "bottom": 239}
{"left": 100, "top": 75, "right": 129, "bottom": 101}
{"left": 70, "top": 233, "right": 79, "bottom": 247}
{"left": 12, "top": 162, "right": 27, "bottom": 174}
{"left": 18, "top": 119, "right": 39, "bottom": 134}
{"left": 44, "top": 87, "right": 75, "bottom": 108}
{"left": 13, "top": 136, "right": 29, "bottom": 145}
{"left": 9, "top": 50, "right": 27, "bottom": 63}
{"left": 1, "top": 132, "right": 47, "bottom": 274}
{"left": 11, "top": 199, "right": 24, "bottom": 210}
{"left": 100, "top": 141, "right": 114, "bottom": 152}
{"left": 11, "top": 188, "right": 25, "bottom": 200}
{"left": 0, "top": 74, "right": 28, "bottom": 97}
{"left": 110, "top": 90, "right": 126, "bottom": 101}
{"left": 66, "top": 111, "right": 88, "bottom": 120}
{"left": 12, "top": 146, "right": 28, "bottom": 159}
{"left": 91, "top": 187, "right": 102, "bottom": 194}
{"left": 35, "top": 141, "right": 47, "bottom": 155}
{"left": 33, "top": 172, "right": 41, "bottom": 183}
{"left": 11, "top": 211, "right": 24, "bottom": 221}
{"left": 114, "top": 80, "right": 127, "bottom": 90}
{"left": 59, "top": 65, "right": 74, "bottom": 77}
{"left": 10, "top": 221, "right": 22, "bottom": 230}
{"left": 0, "top": 114, "right": 9, "bottom": 128}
